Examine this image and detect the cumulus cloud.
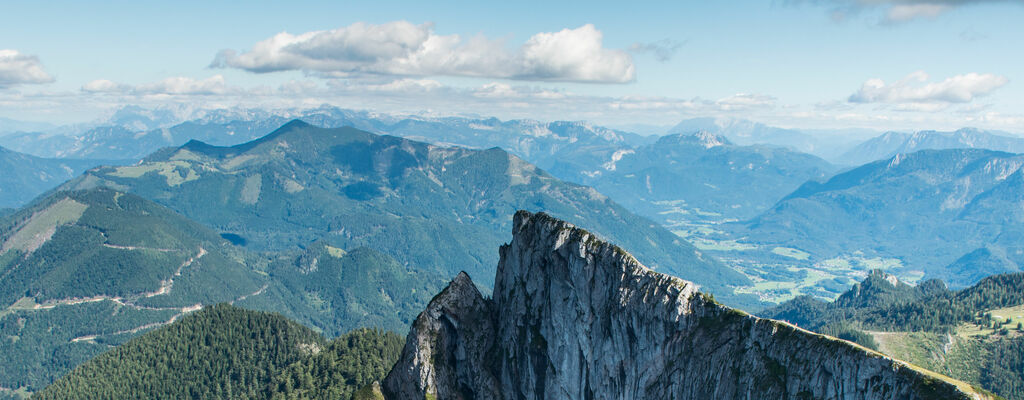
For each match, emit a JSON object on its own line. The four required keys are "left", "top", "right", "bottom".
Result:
{"left": 629, "top": 39, "right": 685, "bottom": 62}
{"left": 211, "top": 21, "right": 634, "bottom": 83}
{"left": 797, "top": 0, "right": 1024, "bottom": 23}
{"left": 849, "top": 71, "right": 1008, "bottom": 105}
{"left": 0, "top": 50, "right": 55, "bottom": 88}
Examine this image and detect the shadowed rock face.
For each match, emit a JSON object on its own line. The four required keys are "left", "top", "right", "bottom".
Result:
{"left": 383, "top": 211, "right": 990, "bottom": 400}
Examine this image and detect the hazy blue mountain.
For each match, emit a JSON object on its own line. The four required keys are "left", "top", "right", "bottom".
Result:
{"left": 0, "top": 120, "right": 286, "bottom": 160}
{"left": 59, "top": 121, "right": 756, "bottom": 308}
{"left": 739, "top": 148, "right": 1024, "bottom": 287}
{"left": 0, "top": 106, "right": 644, "bottom": 172}
{"left": 0, "top": 118, "right": 55, "bottom": 136}
{"left": 585, "top": 131, "right": 836, "bottom": 224}
{"left": 0, "top": 146, "right": 126, "bottom": 208}
{"left": 670, "top": 117, "right": 877, "bottom": 160}
{"left": 368, "top": 116, "right": 650, "bottom": 184}
{"left": 838, "top": 128, "right": 1024, "bottom": 166}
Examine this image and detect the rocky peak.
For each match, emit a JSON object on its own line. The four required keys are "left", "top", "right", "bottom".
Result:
{"left": 383, "top": 211, "right": 990, "bottom": 399}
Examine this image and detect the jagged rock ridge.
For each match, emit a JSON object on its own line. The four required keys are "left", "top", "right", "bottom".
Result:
{"left": 383, "top": 211, "right": 991, "bottom": 400}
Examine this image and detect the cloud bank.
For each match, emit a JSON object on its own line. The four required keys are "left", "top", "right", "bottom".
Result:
{"left": 0, "top": 50, "right": 55, "bottom": 88}
{"left": 211, "top": 21, "right": 635, "bottom": 83}
{"left": 83, "top": 75, "right": 232, "bottom": 95}
{"left": 849, "top": 71, "right": 1008, "bottom": 105}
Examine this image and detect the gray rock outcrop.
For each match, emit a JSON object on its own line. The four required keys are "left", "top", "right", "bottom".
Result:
{"left": 383, "top": 211, "right": 991, "bottom": 399}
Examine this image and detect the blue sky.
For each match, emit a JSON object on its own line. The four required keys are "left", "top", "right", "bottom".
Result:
{"left": 1, "top": 0, "right": 1021, "bottom": 132}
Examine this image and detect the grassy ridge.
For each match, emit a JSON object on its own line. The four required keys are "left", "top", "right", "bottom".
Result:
{"left": 764, "top": 270, "right": 1024, "bottom": 399}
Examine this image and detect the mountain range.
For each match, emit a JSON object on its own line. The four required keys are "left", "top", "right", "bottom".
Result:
{"left": 737, "top": 148, "right": 1024, "bottom": 288}
{"left": 582, "top": 131, "right": 836, "bottom": 225}
{"left": 668, "top": 117, "right": 879, "bottom": 161}
{"left": 23, "top": 212, "right": 995, "bottom": 400}
{"left": 0, "top": 118, "right": 55, "bottom": 136}
{"left": 0, "top": 111, "right": 1020, "bottom": 398}
{"left": 56, "top": 121, "right": 754, "bottom": 306}
{"left": 838, "top": 128, "right": 1024, "bottom": 166}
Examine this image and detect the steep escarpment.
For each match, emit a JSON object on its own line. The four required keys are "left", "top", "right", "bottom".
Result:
{"left": 383, "top": 211, "right": 992, "bottom": 400}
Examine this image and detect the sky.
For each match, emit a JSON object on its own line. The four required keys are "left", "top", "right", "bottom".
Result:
{"left": 1, "top": 0, "right": 1022, "bottom": 132}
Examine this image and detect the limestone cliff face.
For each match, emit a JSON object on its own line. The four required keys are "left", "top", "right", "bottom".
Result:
{"left": 383, "top": 211, "right": 991, "bottom": 400}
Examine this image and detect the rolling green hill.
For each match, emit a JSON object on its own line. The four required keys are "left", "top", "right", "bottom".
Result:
{"left": 763, "top": 271, "right": 1024, "bottom": 399}
{"left": 34, "top": 304, "right": 403, "bottom": 400}
{"left": 60, "top": 120, "right": 756, "bottom": 307}
{"left": 0, "top": 188, "right": 265, "bottom": 394}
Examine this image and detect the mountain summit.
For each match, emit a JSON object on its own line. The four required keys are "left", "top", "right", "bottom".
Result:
{"left": 382, "top": 211, "right": 987, "bottom": 399}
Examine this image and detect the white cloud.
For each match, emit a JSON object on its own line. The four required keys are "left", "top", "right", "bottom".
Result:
{"left": 715, "top": 93, "right": 777, "bottom": 110}
{"left": 82, "top": 79, "right": 129, "bottom": 93}
{"left": 629, "top": 39, "right": 685, "bottom": 62}
{"left": 368, "top": 78, "right": 443, "bottom": 92}
{"left": 137, "top": 75, "right": 230, "bottom": 95}
{"left": 849, "top": 71, "right": 1008, "bottom": 104}
{"left": 471, "top": 82, "right": 567, "bottom": 99}
{"left": 885, "top": 3, "right": 949, "bottom": 21}
{"left": 0, "top": 50, "right": 54, "bottom": 88}
{"left": 211, "top": 21, "right": 634, "bottom": 83}
{"left": 84, "top": 75, "right": 233, "bottom": 96}
{"left": 802, "top": 0, "right": 1024, "bottom": 23}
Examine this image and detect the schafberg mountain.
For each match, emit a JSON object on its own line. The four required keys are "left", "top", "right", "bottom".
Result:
{"left": 59, "top": 121, "right": 755, "bottom": 307}
{"left": 382, "top": 211, "right": 988, "bottom": 399}
{"left": 585, "top": 131, "right": 836, "bottom": 224}
{"left": 838, "top": 128, "right": 1024, "bottom": 166}
{"left": 739, "top": 148, "right": 1024, "bottom": 287}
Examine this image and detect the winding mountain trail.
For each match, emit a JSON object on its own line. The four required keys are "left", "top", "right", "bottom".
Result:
{"left": 231, "top": 283, "right": 269, "bottom": 304}
{"left": 113, "top": 304, "right": 204, "bottom": 336}
{"left": 139, "top": 247, "right": 206, "bottom": 299}
{"left": 15, "top": 246, "right": 222, "bottom": 344}
{"left": 33, "top": 246, "right": 207, "bottom": 312}
{"left": 101, "top": 243, "right": 177, "bottom": 252}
